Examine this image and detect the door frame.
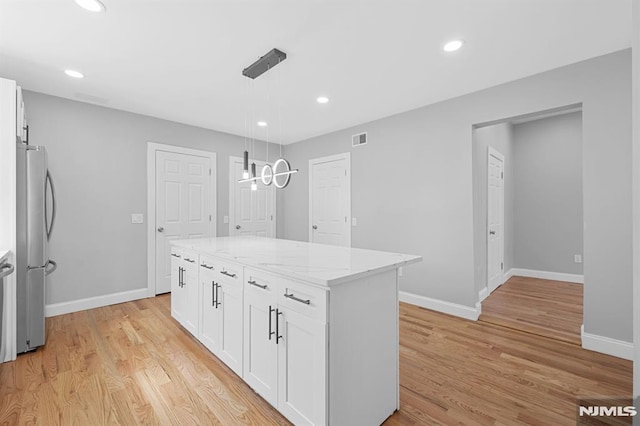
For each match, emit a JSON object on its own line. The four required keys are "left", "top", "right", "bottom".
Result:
{"left": 228, "top": 156, "right": 277, "bottom": 237}
{"left": 308, "top": 152, "right": 352, "bottom": 246}
{"left": 146, "top": 142, "right": 217, "bottom": 297}
{"left": 487, "top": 146, "right": 505, "bottom": 294}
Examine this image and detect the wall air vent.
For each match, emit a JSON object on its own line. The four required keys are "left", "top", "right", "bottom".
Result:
{"left": 352, "top": 132, "right": 368, "bottom": 147}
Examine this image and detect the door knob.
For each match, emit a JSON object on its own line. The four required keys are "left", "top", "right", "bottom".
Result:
{"left": 236, "top": 225, "right": 241, "bottom": 230}
{"left": 312, "top": 225, "right": 317, "bottom": 230}
{"left": 157, "top": 227, "right": 164, "bottom": 232}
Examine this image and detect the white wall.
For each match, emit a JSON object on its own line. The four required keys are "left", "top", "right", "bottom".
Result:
{"left": 0, "top": 78, "right": 17, "bottom": 362}
{"left": 282, "top": 50, "right": 633, "bottom": 344}
{"left": 632, "top": 0, "right": 639, "bottom": 404}
{"left": 472, "top": 122, "right": 514, "bottom": 296}
{"left": 512, "top": 112, "right": 583, "bottom": 275}
{"left": 22, "top": 91, "right": 283, "bottom": 306}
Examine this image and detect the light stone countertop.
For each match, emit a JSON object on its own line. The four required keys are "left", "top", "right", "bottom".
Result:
{"left": 172, "top": 236, "right": 422, "bottom": 287}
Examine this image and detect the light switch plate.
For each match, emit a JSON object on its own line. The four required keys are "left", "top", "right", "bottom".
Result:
{"left": 223, "top": 216, "right": 229, "bottom": 224}
{"left": 398, "top": 267, "right": 403, "bottom": 277}
{"left": 574, "top": 254, "right": 582, "bottom": 264}
{"left": 131, "top": 213, "right": 144, "bottom": 224}
{"left": 352, "top": 217, "right": 357, "bottom": 226}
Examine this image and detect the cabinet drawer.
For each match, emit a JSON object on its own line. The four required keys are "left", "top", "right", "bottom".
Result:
{"left": 278, "top": 278, "right": 327, "bottom": 323}
{"left": 215, "top": 259, "right": 242, "bottom": 287}
{"left": 244, "top": 267, "right": 276, "bottom": 297}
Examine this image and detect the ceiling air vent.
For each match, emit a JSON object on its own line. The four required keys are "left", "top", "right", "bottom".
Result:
{"left": 352, "top": 132, "right": 368, "bottom": 147}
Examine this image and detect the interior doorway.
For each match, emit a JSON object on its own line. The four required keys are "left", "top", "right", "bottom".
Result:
{"left": 309, "top": 153, "right": 351, "bottom": 246}
{"left": 473, "top": 105, "right": 584, "bottom": 344}
{"left": 228, "top": 156, "right": 276, "bottom": 237}
{"left": 146, "top": 143, "right": 217, "bottom": 296}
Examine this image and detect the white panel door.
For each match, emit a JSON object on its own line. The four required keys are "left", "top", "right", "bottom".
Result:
{"left": 487, "top": 148, "right": 505, "bottom": 293}
{"left": 155, "top": 151, "right": 211, "bottom": 294}
{"left": 310, "top": 154, "right": 350, "bottom": 246}
{"left": 230, "top": 158, "right": 275, "bottom": 237}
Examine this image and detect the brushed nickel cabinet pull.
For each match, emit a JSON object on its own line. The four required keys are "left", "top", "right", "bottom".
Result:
{"left": 284, "top": 293, "right": 311, "bottom": 305}
{"left": 248, "top": 280, "right": 267, "bottom": 289}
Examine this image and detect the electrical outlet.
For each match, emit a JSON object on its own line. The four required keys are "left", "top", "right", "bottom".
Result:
{"left": 352, "top": 217, "right": 357, "bottom": 226}
{"left": 131, "top": 213, "right": 144, "bottom": 224}
{"left": 574, "top": 254, "right": 582, "bottom": 264}
{"left": 223, "top": 216, "right": 229, "bottom": 224}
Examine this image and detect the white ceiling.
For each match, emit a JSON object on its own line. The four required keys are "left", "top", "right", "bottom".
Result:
{"left": 0, "top": 0, "right": 632, "bottom": 144}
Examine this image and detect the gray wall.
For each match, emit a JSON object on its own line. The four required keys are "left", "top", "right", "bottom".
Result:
{"left": 23, "top": 91, "right": 283, "bottom": 305}
{"left": 472, "top": 122, "right": 514, "bottom": 296}
{"left": 282, "top": 50, "right": 632, "bottom": 342}
{"left": 513, "top": 112, "right": 583, "bottom": 275}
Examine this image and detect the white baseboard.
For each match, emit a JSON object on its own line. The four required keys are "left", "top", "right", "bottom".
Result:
{"left": 45, "top": 288, "right": 148, "bottom": 317}
{"left": 478, "top": 287, "right": 489, "bottom": 302}
{"left": 581, "top": 324, "right": 634, "bottom": 360}
{"left": 503, "top": 268, "right": 515, "bottom": 282}
{"left": 508, "top": 268, "right": 584, "bottom": 284}
{"left": 400, "top": 291, "right": 480, "bottom": 321}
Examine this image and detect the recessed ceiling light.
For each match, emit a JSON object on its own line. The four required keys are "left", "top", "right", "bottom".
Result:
{"left": 443, "top": 40, "right": 464, "bottom": 52}
{"left": 257, "top": 121, "right": 267, "bottom": 127}
{"left": 64, "top": 69, "right": 84, "bottom": 79}
{"left": 317, "top": 96, "right": 329, "bottom": 104}
{"left": 74, "top": 0, "right": 106, "bottom": 12}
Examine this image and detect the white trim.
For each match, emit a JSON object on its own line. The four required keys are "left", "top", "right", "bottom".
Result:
{"left": 487, "top": 146, "right": 505, "bottom": 293}
{"left": 503, "top": 268, "right": 515, "bottom": 282}
{"left": 478, "top": 287, "right": 489, "bottom": 302}
{"left": 228, "top": 156, "right": 277, "bottom": 238}
{"left": 509, "top": 268, "right": 584, "bottom": 284}
{"left": 308, "top": 152, "right": 352, "bottom": 246}
{"left": 399, "top": 291, "right": 480, "bottom": 321}
{"left": 45, "top": 288, "right": 148, "bottom": 317}
{"left": 146, "top": 142, "right": 217, "bottom": 297}
{"left": 581, "top": 324, "right": 634, "bottom": 360}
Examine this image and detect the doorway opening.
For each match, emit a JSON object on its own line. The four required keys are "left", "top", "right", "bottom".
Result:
{"left": 473, "top": 104, "right": 584, "bottom": 344}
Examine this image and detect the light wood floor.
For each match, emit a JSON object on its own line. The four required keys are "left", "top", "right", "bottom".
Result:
{"left": 479, "top": 276, "right": 583, "bottom": 345}
{"left": 0, "top": 294, "right": 631, "bottom": 425}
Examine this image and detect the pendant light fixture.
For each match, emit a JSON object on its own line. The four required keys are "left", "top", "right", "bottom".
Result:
{"left": 238, "top": 48, "right": 298, "bottom": 190}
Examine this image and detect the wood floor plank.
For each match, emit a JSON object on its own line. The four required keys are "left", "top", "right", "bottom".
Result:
{"left": 0, "top": 293, "right": 631, "bottom": 425}
{"left": 479, "top": 276, "right": 583, "bottom": 344}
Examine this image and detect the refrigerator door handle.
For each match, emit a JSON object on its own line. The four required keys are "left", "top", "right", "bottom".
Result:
{"left": 0, "top": 263, "right": 14, "bottom": 279}
{"left": 45, "top": 260, "right": 57, "bottom": 276}
{"left": 45, "top": 170, "right": 57, "bottom": 241}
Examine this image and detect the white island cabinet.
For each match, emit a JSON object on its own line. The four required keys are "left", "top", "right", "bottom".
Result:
{"left": 170, "top": 236, "right": 421, "bottom": 426}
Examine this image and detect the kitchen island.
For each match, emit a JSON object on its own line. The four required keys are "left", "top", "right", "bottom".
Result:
{"left": 170, "top": 236, "right": 421, "bottom": 426}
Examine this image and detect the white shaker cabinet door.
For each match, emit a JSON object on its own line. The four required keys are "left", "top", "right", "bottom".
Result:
{"left": 243, "top": 287, "right": 278, "bottom": 406}
{"left": 181, "top": 253, "right": 199, "bottom": 336}
{"left": 277, "top": 307, "right": 327, "bottom": 426}
{"left": 200, "top": 275, "right": 221, "bottom": 354}
{"left": 218, "top": 280, "right": 243, "bottom": 377}
{"left": 170, "top": 252, "right": 186, "bottom": 324}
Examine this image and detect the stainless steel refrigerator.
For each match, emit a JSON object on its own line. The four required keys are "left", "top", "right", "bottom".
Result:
{"left": 16, "top": 142, "right": 57, "bottom": 353}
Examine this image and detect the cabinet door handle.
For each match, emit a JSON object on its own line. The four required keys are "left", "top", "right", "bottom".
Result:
{"left": 220, "top": 270, "right": 236, "bottom": 278}
{"left": 184, "top": 258, "right": 195, "bottom": 263}
{"left": 171, "top": 253, "right": 181, "bottom": 258}
{"left": 248, "top": 280, "right": 267, "bottom": 289}
{"left": 201, "top": 263, "right": 214, "bottom": 270}
{"left": 178, "top": 267, "right": 183, "bottom": 287}
{"left": 215, "top": 283, "right": 221, "bottom": 308}
{"left": 276, "top": 309, "right": 283, "bottom": 344}
{"left": 211, "top": 281, "right": 216, "bottom": 306}
{"left": 268, "top": 306, "right": 275, "bottom": 340}
{"left": 284, "top": 293, "right": 311, "bottom": 305}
